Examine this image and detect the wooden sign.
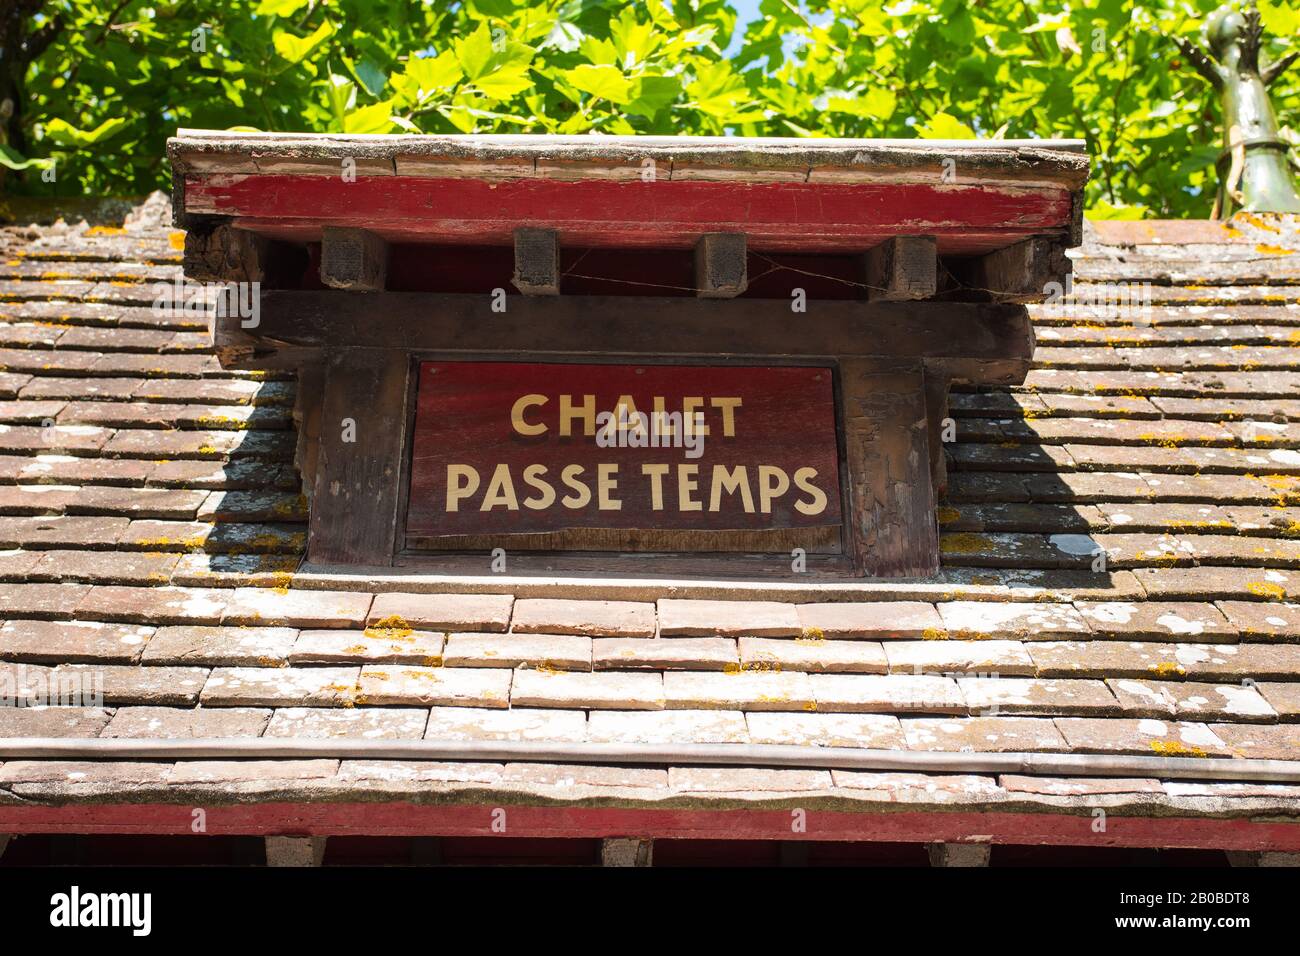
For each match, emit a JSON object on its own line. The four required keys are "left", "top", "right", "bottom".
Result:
{"left": 405, "top": 362, "right": 843, "bottom": 552}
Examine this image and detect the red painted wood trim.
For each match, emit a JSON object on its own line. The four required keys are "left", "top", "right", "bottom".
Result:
{"left": 2, "top": 804, "right": 1299, "bottom": 851}
{"left": 185, "top": 175, "right": 1073, "bottom": 255}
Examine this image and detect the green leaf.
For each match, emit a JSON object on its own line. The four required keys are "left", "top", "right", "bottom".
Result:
{"left": 825, "top": 87, "right": 897, "bottom": 119}
{"left": 1023, "top": 12, "right": 1069, "bottom": 33}
{"left": 645, "top": 0, "right": 678, "bottom": 31}
{"left": 452, "top": 22, "right": 534, "bottom": 99}
{"left": 342, "top": 99, "right": 397, "bottom": 134}
{"left": 680, "top": 25, "right": 717, "bottom": 48}
{"left": 0, "top": 145, "right": 49, "bottom": 170}
{"left": 567, "top": 64, "right": 632, "bottom": 104}
{"left": 441, "top": 104, "right": 478, "bottom": 133}
{"left": 476, "top": 65, "right": 534, "bottom": 99}
{"left": 455, "top": 23, "right": 499, "bottom": 80}
{"left": 272, "top": 20, "right": 335, "bottom": 64}
{"left": 687, "top": 62, "right": 751, "bottom": 119}
{"left": 352, "top": 58, "right": 389, "bottom": 97}
{"left": 1086, "top": 199, "right": 1149, "bottom": 221}
{"left": 542, "top": 22, "right": 584, "bottom": 53}
{"left": 455, "top": 22, "right": 533, "bottom": 81}
{"left": 1259, "top": 0, "right": 1300, "bottom": 36}
{"left": 43, "top": 117, "right": 129, "bottom": 146}
{"left": 915, "top": 112, "right": 977, "bottom": 139}
{"left": 254, "top": 0, "right": 309, "bottom": 16}
{"left": 405, "top": 51, "right": 463, "bottom": 94}
{"left": 325, "top": 74, "right": 356, "bottom": 129}
{"left": 627, "top": 74, "right": 681, "bottom": 117}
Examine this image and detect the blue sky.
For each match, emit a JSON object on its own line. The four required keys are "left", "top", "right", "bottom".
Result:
{"left": 724, "top": 0, "right": 764, "bottom": 57}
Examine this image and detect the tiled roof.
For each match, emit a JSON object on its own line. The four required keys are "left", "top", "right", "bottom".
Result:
{"left": 0, "top": 198, "right": 1298, "bottom": 826}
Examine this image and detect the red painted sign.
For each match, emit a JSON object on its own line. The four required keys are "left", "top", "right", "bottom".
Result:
{"left": 406, "top": 362, "right": 842, "bottom": 549}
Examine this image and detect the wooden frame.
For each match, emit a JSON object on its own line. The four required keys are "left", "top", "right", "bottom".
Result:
{"left": 272, "top": 295, "right": 1030, "bottom": 576}
{"left": 398, "top": 357, "right": 845, "bottom": 557}
{"left": 170, "top": 132, "right": 1081, "bottom": 578}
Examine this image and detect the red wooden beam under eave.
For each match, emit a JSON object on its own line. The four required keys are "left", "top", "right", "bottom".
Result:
{"left": 2, "top": 804, "right": 1300, "bottom": 852}
{"left": 183, "top": 175, "right": 1074, "bottom": 255}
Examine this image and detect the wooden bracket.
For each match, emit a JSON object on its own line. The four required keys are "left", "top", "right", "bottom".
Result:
{"left": 265, "top": 835, "right": 328, "bottom": 867}
{"left": 972, "top": 236, "right": 1069, "bottom": 303}
{"left": 183, "top": 223, "right": 267, "bottom": 284}
{"left": 695, "top": 232, "right": 748, "bottom": 298}
{"left": 307, "top": 350, "right": 411, "bottom": 566}
{"left": 512, "top": 227, "right": 561, "bottom": 295}
{"left": 865, "top": 236, "right": 937, "bottom": 301}
{"left": 927, "top": 842, "right": 991, "bottom": 867}
{"left": 838, "top": 358, "right": 938, "bottom": 577}
{"left": 601, "top": 837, "right": 654, "bottom": 866}
{"left": 320, "top": 226, "right": 388, "bottom": 291}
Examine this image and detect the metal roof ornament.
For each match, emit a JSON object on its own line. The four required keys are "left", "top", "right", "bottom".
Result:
{"left": 1173, "top": 1, "right": 1300, "bottom": 217}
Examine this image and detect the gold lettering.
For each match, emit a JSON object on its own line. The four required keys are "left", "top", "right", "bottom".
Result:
{"left": 709, "top": 465, "right": 754, "bottom": 513}
{"left": 445, "top": 464, "right": 479, "bottom": 512}
{"left": 510, "top": 394, "right": 548, "bottom": 436}
{"left": 757, "top": 465, "right": 790, "bottom": 514}
{"left": 641, "top": 463, "right": 669, "bottom": 510}
{"left": 710, "top": 397, "right": 742, "bottom": 437}
{"left": 560, "top": 464, "right": 591, "bottom": 509}
{"left": 793, "top": 467, "right": 827, "bottom": 516}
{"left": 677, "top": 463, "right": 702, "bottom": 512}
{"left": 521, "top": 464, "right": 555, "bottom": 510}
{"left": 480, "top": 463, "right": 519, "bottom": 511}
{"left": 559, "top": 394, "right": 596, "bottom": 437}
{"left": 681, "top": 397, "right": 709, "bottom": 436}
{"left": 597, "top": 463, "right": 621, "bottom": 510}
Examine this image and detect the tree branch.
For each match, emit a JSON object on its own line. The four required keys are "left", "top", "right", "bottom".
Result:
{"left": 1173, "top": 36, "right": 1224, "bottom": 90}
{"left": 23, "top": 16, "right": 62, "bottom": 62}
{"left": 1263, "top": 50, "right": 1298, "bottom": 87}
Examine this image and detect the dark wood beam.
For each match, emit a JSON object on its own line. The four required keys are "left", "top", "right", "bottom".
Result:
{"left": 293, "top": 363, "right": 325, "bottom": 504}
{"left": 927, "top": 842, "right": 991, "bottom": 867}
{"left": 695, "top": 233, "right": 748, "bottom": 298}
{"left": 971, "top": 236, "right": 1069, "bottom": 303}
{"left": 512, "top": 227, "right": 561, "bottom": 295}
{"left": 248, "top": 292, "right": 1032, "bottom": 372}
{"left": 320, "top": 226, "right": 388, "bottom": 291}
{"left": 601, "top": 838, "right": 654, "bottom": 866}
{"left": 838, "top": 358, "right": 938, "bottom": 577}
{"left": 265, "top": 835, "right": 328, "bottom": 867}
{"left": 306, "top": 351, "right": 411, "bottom": 566}
{"left": 183, "top": 223, "right": 266, "bottom": 283}
{"left": 865, "top": 236, "right": 937, "bottom": 301}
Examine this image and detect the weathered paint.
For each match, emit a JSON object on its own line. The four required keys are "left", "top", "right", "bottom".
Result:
{"left": 184, "top": 175, "right": 1074, "bottom": 254}
{"left": 2, "top": 804, "right": 1299, "bottom": 851}
{"left": 406, "top": 361, "right": 842, "bottom": 548}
